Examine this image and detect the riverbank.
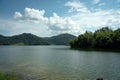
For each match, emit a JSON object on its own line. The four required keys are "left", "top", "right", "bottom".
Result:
{"left": 70, "top": 47, "right": 120, "bottom": 52}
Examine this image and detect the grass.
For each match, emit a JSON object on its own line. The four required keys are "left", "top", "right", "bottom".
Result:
{"left": 0, "top": 71, "right": 20, "bottom": 80}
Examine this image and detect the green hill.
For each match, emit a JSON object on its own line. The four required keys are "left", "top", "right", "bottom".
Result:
{"left": 0, "top": 33, "right": 49, "bottom": 45}
{"left": 44, "top": 33, "right": 76, "bottom": 45}
{"left": 0, "top": 33, "right": 76, "bottom": 45}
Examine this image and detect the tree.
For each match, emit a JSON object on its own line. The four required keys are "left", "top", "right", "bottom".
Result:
{"left": 112, "top": 28, "right": 120, "bottom": 49}
{"left": 70, "top": 27, "right": 120, "bottom": 49}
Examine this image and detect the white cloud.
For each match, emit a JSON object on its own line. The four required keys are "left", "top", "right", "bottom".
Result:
{"left": 48, "top": 13, "right": 82, "bottom": 34}
{"left": 65, "top": 0, "right": 120, "bottom": 31}
{"left": 14, "top": 12, "right": 22, "bottom": 19}
{"left": 1, "top": 0, "right": 120, "bottom": 37}
{"left": 11, "top": 6, "right": 120, "bottom": 36}
{"left": 70, "top": 9, "right": 120, "bottom": 30}
{"left": 13, "top": 7, "right": 84, "bottom": 35}
{"left": 14, "top": 8, "right": 48, "bottom": 24}
{"left": 0, "top": 19, "right": 51, "bottom": 37}
{"left": 93, "top": 0, "right": 100, "bottom": 4}
{"left": 25, "top": 8, "right": 48, "bottom": 22}
{"left": 65, "top": 0, "right": 90, "bottom": 13}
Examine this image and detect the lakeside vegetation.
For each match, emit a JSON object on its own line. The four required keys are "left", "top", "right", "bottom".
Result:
{"left": 0, "top": 71, "right": 19, "bottom": 80}
{"left": 70, "top": 27, "right": 120, "bottom": 49}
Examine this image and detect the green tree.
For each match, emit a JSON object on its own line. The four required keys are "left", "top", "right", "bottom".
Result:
{"left": 70, "top": 27, "right": 120, "bottom": 49}
{"left": 112, "top": 28, "right": 120, "bottom": 49}
{"left": 94, "top": 27, "right": 113, "bottom": 48}
{"left": 77, "top": 31, "right": 94, "bottom": 48}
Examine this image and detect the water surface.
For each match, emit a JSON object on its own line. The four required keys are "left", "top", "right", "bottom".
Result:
{"left": 0, "top": 46, "right": 120, "bottom": 80}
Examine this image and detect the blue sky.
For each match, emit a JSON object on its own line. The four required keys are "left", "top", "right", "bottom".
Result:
{"left": 0, "top": 0, "right": 69, "bottom": 18}
{"left": 0, "top": 0, "right": 120, "bottom": 37}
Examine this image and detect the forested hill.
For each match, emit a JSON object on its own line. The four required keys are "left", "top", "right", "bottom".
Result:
{"left": 0, "top": 33, "right": 49, "bottom": 45}
{"left": 44, "top": 33, "right": 76, "bottom": 45}
{"left": 0, "top": 33, "right": 76, "bottom": 45}
{"left": 70, "top": 27, "right": 120, "bottom": 49}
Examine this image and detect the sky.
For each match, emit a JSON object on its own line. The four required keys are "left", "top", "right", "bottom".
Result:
{"left": 0, "top": 0, "right": 120, "bottom": 37}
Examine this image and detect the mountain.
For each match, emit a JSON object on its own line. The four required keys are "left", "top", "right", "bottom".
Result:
{"left": 44, "top": 33, "right": 76, "bottom": 45}
{"left": 0, "top": 33, "right": 76, "bottom": 45}
{"left": 0, "top": 35, "right": 8, "bottom": 45}
{"left": 0, "top": 33, "right": 49, "bottom": 45}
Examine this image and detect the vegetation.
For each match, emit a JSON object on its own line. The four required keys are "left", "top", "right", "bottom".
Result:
{"left": 0, "top": 33, "right": 76, "bottom": 45}
{"left": 0, "top": 33, "right": 50, "bottom": 45}
{"left": 0, "top": 71, "right": 19, "bottom": 80}
{"left": 70, "top": 27, "right": 120, "bottom": 49}
{"left": 44, "top": 33, "right": 76, "bottom": 45}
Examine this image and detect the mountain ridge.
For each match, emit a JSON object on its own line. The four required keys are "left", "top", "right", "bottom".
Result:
{"left": 0, "top": 33, "right": 76, "bottom": 45}
{"left": 44, "top": 33, "right": 76, "bottom": 45}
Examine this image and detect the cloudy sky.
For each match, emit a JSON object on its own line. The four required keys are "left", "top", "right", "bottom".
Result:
{"left": 0, "top": 0, "right": 120, "bottom": 37}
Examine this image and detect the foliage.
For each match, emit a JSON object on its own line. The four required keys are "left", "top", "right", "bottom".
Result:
{"left": 70, "top": 27, "right": 120, "bottom": 49}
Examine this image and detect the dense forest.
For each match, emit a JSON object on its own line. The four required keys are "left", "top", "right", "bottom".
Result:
{"left": 70, "top": 27, "right": 120, "bottom": 49}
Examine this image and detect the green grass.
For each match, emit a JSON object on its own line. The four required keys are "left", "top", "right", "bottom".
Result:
{"left": 0, "top": 71, "right": 20, "bottom": 80}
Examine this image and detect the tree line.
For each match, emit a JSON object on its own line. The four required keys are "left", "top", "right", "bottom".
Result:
{"left": 70, "top": 27, "right": 120, "bottom": 49}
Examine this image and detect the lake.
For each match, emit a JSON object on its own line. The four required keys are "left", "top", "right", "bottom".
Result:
{"left": 0, "top": 46, "right": 120, "bottom": 80}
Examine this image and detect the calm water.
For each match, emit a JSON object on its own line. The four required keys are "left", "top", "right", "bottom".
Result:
{"left": 0, "top": 46, "right": 120, "bottom": 80}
